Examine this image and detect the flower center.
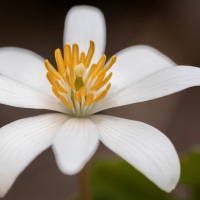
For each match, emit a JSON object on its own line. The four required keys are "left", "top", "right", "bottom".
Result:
{"left": 44, "top": 41, "right": 116, "bottom": 117}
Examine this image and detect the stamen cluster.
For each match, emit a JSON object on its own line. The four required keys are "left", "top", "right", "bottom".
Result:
{"left": 44, "top": 41, "right": 116, "bottom": 117}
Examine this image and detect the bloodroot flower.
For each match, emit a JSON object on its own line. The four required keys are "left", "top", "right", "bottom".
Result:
{"left": 0, "top": 5, "right": 200, "bottom": 197}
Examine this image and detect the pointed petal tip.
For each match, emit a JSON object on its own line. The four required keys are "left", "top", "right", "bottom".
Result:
{"left": 161, "top": 177, "right": 180, "bottom": 193}
{"left": 90, "top": 114, "right": 181, "bottom": 192}
{"left": 157, "top": 155, "right": 180, "bottom": 192}
{"left": 164, "top": 169, "right": 180, "bottom": 193}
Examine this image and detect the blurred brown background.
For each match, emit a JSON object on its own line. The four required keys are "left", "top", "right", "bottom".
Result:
{"left": 1, "top": 0, "right": 200, "bottom": 199}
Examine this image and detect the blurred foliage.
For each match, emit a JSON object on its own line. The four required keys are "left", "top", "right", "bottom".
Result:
{"left": 91, "top": 160, "right": 171, "bottom": 200}
{"left": 90, "top": 149, "right": 200, "bottom": 200}
{"left": 180, "top": 149, "right": 200, "bottom": 200}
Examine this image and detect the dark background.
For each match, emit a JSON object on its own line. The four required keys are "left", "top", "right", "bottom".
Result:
{"left": 1, "top": 0, "right": 200, "bottom": 199}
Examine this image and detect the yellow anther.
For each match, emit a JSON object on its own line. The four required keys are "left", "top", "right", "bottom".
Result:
{"left": 91, "top": 72, "right": 112, "bottom": 91}
{"left": 84, "top": 41, "right": 95, "bottom": 68}
{"left": 55, "top": 49, "right": 66, "bottom": 77}
{"left": 74, "top": 91, "right": 81, "bottom": 103}
{"left": 69, "top": 68, "right": 75, "bottom": 83}
{"left": 47, "top": 73, "right": 68, "bottom": 94}
{"left": 52, "top": 87, "right": 61, "bottom": 99}
{"left": 79, "top": 86, "right": 87, "bottom": 96}
{"left": 46, "top": 73, "right": 62, "bottom": 93}
{"left": 60, "top": 96, "right": 73, "bottom": 108}
{"left": 90, "top": 54, "right": 106, "bottom": 79}
{"left": 93, "top": 83, "right": 111, "bottom": 104}
{"left": 80, "top": 52, "right": 85, "bottom": 63}
{"left": 64, "top": 44, "right": 72, "bottom": 68}
{"left": 84, "top": 93, "right": 94, "bottom": 106}
{"left": 72, "top": 44, "right": 79, "bottom": 68}
{"left": 64, "top": 73, "right": 76, "bottom": 90}
{"left": 55, "top": 82, "right": 68, "bottom": 94}
{"left": 93, "top": 73, "right": 105, "bottom": 86}
{"left": 97, "top": 56, "right": 116, "bottom": 77}
{"left": 46, "top": 72, "right": 55, "bottom": 86}
{"left": 85, "top": 64, "right": 96, "bottom": 84}
{"left": 74, "top": 63, "right": 85, "bottom": 77}
{"left": 45, "top": 60, "right": 62, "bottom": 80}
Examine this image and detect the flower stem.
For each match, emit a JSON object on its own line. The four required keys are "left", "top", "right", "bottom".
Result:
{"left": 78, "top": 163, "right": 92, "bottom": 200}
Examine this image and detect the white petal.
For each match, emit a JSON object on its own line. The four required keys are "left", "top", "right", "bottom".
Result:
{"left": 0, "top": 47, "right": 52, "bottom": 96}
{"left": 92, "top": 66, "right": 200, "bottom": 113}
{"left": 109, "top": 45, "right": 175, "bottom": 93}
{"left": 0, "top": 75, "right": 69, "bottom": 113}
{"left": 90, "top": 45, "right": 175, "bottom": 114}
{"left": 90, "top": 114, "right": 180, "bottom": 192}
{"left": 64, "top": 6, "right": 106, "bottom": 63}
{"left": 53, "top": 118, "right": 99, "bottom": 175}
{"left": 0, "top": 113, "right": 69, "bottom": 197}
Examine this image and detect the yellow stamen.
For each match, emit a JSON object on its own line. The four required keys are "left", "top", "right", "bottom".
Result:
{"left": 74, "top": 63, "right": 85, "bottom": 77}
{"left": 69, "top": 68, "right": 75, "bottom": 83}
{"left": 46, "top": 73, "right": 62, "bottom": 93}
{"left": 84, "top": 41, "right": 95, "bottom": 68}
{"left": 60, "top": 96, "right": 73, "bottom": 108}
{"left": 44, "top": 60, "right": 62, "bottom": 80}
{"left": 55, "top": 82, "right": 68, "bottom": 94}
{"left": 47, "top": 73, "right": 68, "bottom": 94}
{"left": 90, "top": 54, "right": 106, "bottom": 79}
{"left": 85, "top": 64, "right": 96, "bottom": 84}
{"left": 97, "top": 56, "right": 116, "bottom": 77}
{"left": 64, "top": 73, "right": 76, "bottom": 90}
{"left": 79, "top": 86, "right": 87, "bottom": 96}
{"left": 45, "top": 41, "right": 116, "bottom": 115}
{"left": 80, "top": 52, "right": 85, "bottom": 63}
{"left": 55, "top": 49, "right": 66, "bottom": 77}
{"left": 91, "top": 72, "right": 112, "bottom": 91}
{"left": 93, "top": 83, "right": 111, "bottom": 103}
{"left": 52, "top": 87, "right": 61, "bottom": 99}
{"left": 64, "top": 44, "right": 72, "bottom": 68}
{"left": 74, "top": 91, "right": 81, "bottom": 103}
{"left": 84, "top": 93, "right": 94, "bottom": 106}
{"left": 92, "top": 73, "right": 106, "bottom": 86}
{"left": 72, "top": 44, "right": 79, "bottom": 68}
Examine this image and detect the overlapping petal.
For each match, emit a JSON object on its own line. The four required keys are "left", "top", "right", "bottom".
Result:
{"left": 53, "top": 118, "right": 99, "bottom": 175}
{"left": 0, "top": 47, "right": 52, "bottom": 96}
{"left": 90, "top": 114, "right": 180, "bottom": 192}
{"left": 0, "top": 75, "right": 69, "bottom": 113}
{"left": 107, "top": 45, "right": 175, "bottom": 94}
{"left": 0, "top": 5, "right": 188, "bottom": 196}
{"left": 0, "top": 113, "right": 69, "bottom": 197}
{"left": 64, "top": 6, "right": 106, "bottom": 64}
{"left": 92, "top": 66, "right": 200, "bottom": 113}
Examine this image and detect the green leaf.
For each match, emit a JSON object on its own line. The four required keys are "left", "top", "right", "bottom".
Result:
{"left": 180, "top": 149, "right": 200, "bottom": 200}
{"left": 91, "top": 159, "right": 171, "bottom": 200}
{"left": 181, "top": 149, "right": 200, "bottom": 184}
{"left": 73, "top": 149, "right": 200, "bottom": 200}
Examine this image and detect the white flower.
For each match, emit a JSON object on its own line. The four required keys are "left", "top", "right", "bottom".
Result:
{"left": 0, "top": 5, "right": 200, "bottom": 197}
